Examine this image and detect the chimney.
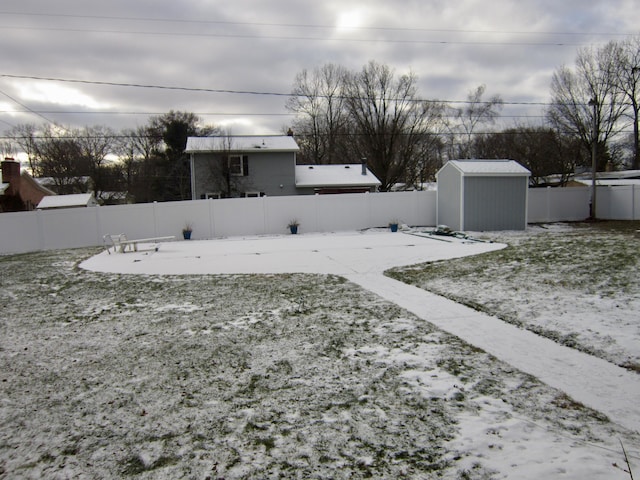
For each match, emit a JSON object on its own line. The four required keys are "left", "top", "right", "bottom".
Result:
{"left": 1, "top": 158, "right": 21, "bottom": 196}
{"left": 361, "top": 157, "right": 367, "bottom": 176}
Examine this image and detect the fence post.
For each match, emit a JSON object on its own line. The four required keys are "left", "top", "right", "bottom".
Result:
{"left": 153, "top": 201, "right": 159, "bottom": 237}
{"left": 262, "top": 195, "right": 268, "bottom": 235}
{"left": 95, "top": 204, "right": 102, "bottom": 245}
{"left": 36, "top": 208, "right": 45, "bottom": 251}
{"left": 208, "top": 198, "right": 214, "bottom": 239}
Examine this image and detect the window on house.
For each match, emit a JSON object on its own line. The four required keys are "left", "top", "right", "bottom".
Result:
{"left": 229, "top": 155, "right": 249, "bottom": 176}
{"left": 206, "top": 192, "right": 221, "bottom": 199}
{"left": 244, "top": 191, "right": 261, "bottom": 198}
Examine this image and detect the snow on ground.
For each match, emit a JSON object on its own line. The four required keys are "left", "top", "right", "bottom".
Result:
{"left": 82, "top": 228, "right": 506, "bottom": 276}
{"left": 387, "top": 223, "right": 640, "bottom": 371}
{"left": 1, "top": 226, "right": 639, "bottom": 478}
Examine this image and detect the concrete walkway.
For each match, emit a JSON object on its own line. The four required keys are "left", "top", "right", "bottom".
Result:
{"left": 346, "top": 273, "right": 640, "bottom": 434}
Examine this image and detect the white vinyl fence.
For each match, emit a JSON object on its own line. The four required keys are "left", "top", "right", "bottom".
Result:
{"left": 0, "top": 191, "right": 435, "bottom": 255}
{"left": 1, "top": 186, "right": 638, "bottom": 255}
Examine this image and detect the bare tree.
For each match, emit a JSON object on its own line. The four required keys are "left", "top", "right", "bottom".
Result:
{"left": 76, "top": 125, "right": 116, "bottom": 200}
{"left": 148, "top": 111, "right": 217, "bottom": 200}
{"left": 548, "top": 43, "right": 628, "bottom": 170}
{"left": 448, "top": 84, "right": 503, "bottom": 159}
{"left": 7, "top": 123, "right": 40, "bottom": 174}
{"left": 613, "top": 36, "right": 640, "bottom": 169}
{"left": 116, "top": 126, "right": 165, "bottom": 203}
{"left": 286, "top": 64, "right": 350, "bottom": 164}
{"left": 343, "top": 61, "right": 443, "bottom": 191}
{"left": 474, "top": 125, "right": 582, "bottom": 186}
{"left": 34, "top": 124, "right": 88, "bottom": 194}
{"left": 0, "top": 139, "right": 16, "bottom": 160}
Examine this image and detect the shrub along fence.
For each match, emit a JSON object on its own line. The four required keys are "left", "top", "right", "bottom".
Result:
{"left": 0, "top": 186, "right": 638, "bottom": 255}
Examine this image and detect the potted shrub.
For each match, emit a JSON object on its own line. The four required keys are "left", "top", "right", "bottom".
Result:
{"left": 389, "top": 220, "right": 399, "bottom": 232}
{"left": 182, "top": 223, "right": 193, "bottom": 240}
{"left": 287, "top": 219, "right": 299, "bottom": 235}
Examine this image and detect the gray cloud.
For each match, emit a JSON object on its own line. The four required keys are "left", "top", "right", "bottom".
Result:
{"left": 1, "top": 0, "right": 638, "bottom": 135}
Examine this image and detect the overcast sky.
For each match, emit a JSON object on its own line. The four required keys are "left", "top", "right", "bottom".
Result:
{"left": 1, "top": 0, "right": 639, "bottom": 137}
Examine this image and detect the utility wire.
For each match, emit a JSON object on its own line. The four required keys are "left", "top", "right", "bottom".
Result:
{"left": 0, "top": 25, "right": 588, "bottom": 47}
{"left": 0, "top": 10, "right": 636, "bottom": 38}
{"left": 0, "top": 73, "right": 561, "bottom": 106}
{"left": 0, "top": 88, "right": 55, "bottom": 125}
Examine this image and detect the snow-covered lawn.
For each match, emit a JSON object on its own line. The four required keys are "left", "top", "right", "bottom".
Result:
{"left": 0, "top": 223, "right": 638, "bottom": 478}
{"left": 388, "top": 222, "right": 640, "bottom": 372}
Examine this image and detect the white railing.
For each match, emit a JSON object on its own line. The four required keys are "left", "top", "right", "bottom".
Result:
{"left": 1, "top": 186, "right": 638, "bottom": 255}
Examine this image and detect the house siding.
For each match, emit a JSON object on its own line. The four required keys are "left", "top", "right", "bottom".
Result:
{"left": 191, "top": 152, "right": 297, "bottom": 199}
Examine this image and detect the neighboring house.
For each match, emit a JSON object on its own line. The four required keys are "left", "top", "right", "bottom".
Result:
{"left": 1, "top": 157, "right": 56, "bottom": 212}
{"left": 36, "top": 193, "right": 98, "bottom": 210}
{"left": 187, "top": 135, "right": 300, "bottom": 199}
{"left": 573, "top": 169, "right": 640, "bottom": 187}
{"left": 186, "top": 135, "right": 381, "bottom": 199}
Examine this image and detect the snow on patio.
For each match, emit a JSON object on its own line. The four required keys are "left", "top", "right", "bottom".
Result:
{"left": 83, "top": 228, "right": 505, "bottom": 276}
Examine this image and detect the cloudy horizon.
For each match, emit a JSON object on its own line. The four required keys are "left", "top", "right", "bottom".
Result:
{"left": 1, "top": 1, "right": 638, "bottom": 137}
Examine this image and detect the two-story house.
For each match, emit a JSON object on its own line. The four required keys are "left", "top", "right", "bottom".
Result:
{"left": 186, "top": 135, "right": 380, "bottom": 199}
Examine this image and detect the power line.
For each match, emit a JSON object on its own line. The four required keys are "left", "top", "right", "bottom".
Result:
{"left": 0, "top": 88, "right": 55, "bottom": 124}
{"left": 0, "top": 24, "right": 589, "bottom": 47}
{"left": 0, "top": 110, "right": 296, "bottom": 116}
{"left": 0, "top": 10, "right": 636, "bottom": 38}
{"left": 0, "top": 73, "right": 559, "bottom": 106}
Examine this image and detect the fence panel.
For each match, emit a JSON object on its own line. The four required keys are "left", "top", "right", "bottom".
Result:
{"left": 37, "top": 207, "right": 99, "bottom": 250}
{"left": 597, "top": 185, "right": 639, "bottom": 220}
{"left": 1, "top": 187, "right": 637, "bottom": 255}
{"left": 528, "top": 187, "right": 590, "bottom": 223}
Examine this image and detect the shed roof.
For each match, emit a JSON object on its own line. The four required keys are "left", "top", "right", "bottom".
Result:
{"left": 295, "top": 164, "right": 381, "bottom": 188}
{"left": 185, "top": 135, "right": 299, "bottom": 153}
{"left": 37, "top": 193, "right": 97, "bottom": 209}
{"left": 443, "top": 159, "right": 530, "bottom": 176}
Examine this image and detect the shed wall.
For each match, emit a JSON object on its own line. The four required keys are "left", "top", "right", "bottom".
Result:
{"left": 463, "top": 176, "right": 528, "bottom": 230}
{"left": 436, "top": 164, "right": 462, "bottom": 230}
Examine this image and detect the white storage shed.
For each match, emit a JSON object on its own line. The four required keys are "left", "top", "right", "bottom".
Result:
{"left": 436, "top": 160, "right": 531, "bottom": 231}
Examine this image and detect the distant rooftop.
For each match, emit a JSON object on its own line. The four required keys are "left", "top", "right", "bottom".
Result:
{"left": 185, "top": 135, "right": 299, "bottom": 153}
{"left": 37, "top": 193, "right": 97, "bottom": 209}
{"left": 295, "top": 164, "right": 381, "bottom": 188}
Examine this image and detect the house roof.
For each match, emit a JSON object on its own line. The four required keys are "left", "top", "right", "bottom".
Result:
{"left": 185, "top": 135, "right": 299, "bottom": 153}
{"left": 575, "top": 178, "right": 640, "bottom": 187}
{"left": 21, "top": 172, "right": 57, "bottom": 196}
{"left": 295, "top": 164, "right": 382, "bottom": 188}
{"left": 443, "top": 159, "right": 531, "bottom": 176}
{"left": 37, "top": 193, "right": 97, "bottom": 209}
